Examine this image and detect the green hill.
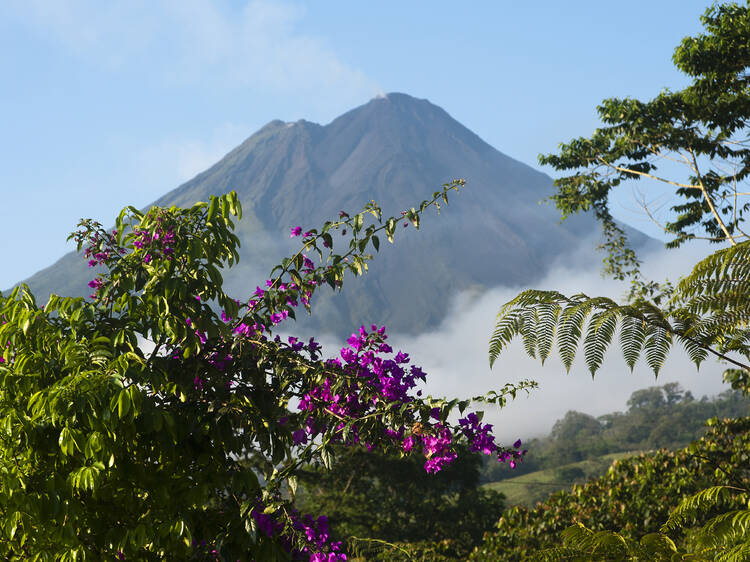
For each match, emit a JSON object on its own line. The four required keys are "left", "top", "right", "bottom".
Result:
{"left": 482, "top": 451, "right": 637, "bottom": 507}
{"left": 471, "top": 416, "right": 750, "bottom": 560}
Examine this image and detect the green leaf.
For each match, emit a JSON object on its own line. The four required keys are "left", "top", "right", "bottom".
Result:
{"left": 117, "top": 389, "right": 131, "bottom": 419}
{"left": 207, "top": 196, "right": 218, "bottom": 223}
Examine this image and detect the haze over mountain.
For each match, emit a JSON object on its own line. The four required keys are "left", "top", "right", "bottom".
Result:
{"left": 9, "top": 93, "right": 651, "bottom": 336}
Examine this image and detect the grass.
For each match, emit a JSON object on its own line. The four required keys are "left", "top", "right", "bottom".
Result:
{"left": 481, "top": 451, "right": 640, "bottom": 506}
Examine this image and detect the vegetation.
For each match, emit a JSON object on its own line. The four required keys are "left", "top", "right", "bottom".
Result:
{"left": 482, "top": 2, "right": 750, "bottom": 558}
{"left": 472, "top": 416, "right": 750, "bottom": 560}
{"left": 0, "top": 184, "right": 535, "bottom": 560}
{"left": 482, "top": 452, "right": 634, "bottom": 508}
{"left": 1, "top": 2, "right": 748, "bottom": 560}
{"left": 296, "top": 444, "right": 504, "bottom": 560}
{"left": 481, "top": 383, "right": 750, "bottom": 490}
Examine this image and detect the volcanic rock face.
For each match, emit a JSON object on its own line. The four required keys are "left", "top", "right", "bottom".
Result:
{"left": 13, "top": 93, "right": 649, "bottom": 336}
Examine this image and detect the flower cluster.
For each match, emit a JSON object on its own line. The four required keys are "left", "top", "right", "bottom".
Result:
{"left": 294, "top": 325, "right": 525, "bottom": 474}
{"left": 296, "top": 325, "right": 424, "bottom": 447}
{"left": 133, "top": 223, "right": 175, "bottom": 263}
{"left": 252, "top": 506, "right": 346, "bottom": 561}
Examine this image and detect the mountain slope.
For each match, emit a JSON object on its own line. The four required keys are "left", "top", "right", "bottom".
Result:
{"left": 9, "top": 93, "right": 650, "bottom": 336}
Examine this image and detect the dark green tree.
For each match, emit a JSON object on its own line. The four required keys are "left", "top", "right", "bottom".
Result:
{"left": 484, "top": 2, "right": 750, "bottom": 557}
{"left": 538, "top": 1, "right": 750, "bottom": 279}
{"left": 296, "top": 445, "right": 505, "bottom": 559}
{"left": 0, "top": 184, "right": 533, "bottom": 560}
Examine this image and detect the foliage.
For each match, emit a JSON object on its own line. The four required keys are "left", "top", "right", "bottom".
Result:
{"left": 480, "top": 3, "right": 750, "bottom": 559}
{"left": 538, "top": 483, "right": 750, "bottom": 560}
{"left": 296, "top": 444, "right": 505, "bottom": 560}
{"left": 537, "top": 2, "right": 750, "bottom": 278}
{"left": 482, "top": 453, "right": 631, "bottom": 508}
{"left": 489, "top": 239, "right": 750, "bottom": 378}
{"left": 0, "top": 184, "right": 532, "bottom": 560}
{"left": 471, "top": 416, "right": 750, "bottom": 560}
{"left": 481, "top": 383, "right": 750, "bottom": 489}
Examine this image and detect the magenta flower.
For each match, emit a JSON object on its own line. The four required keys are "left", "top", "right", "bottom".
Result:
{"left": 290, "top": 226, "right": 302, "bottom": 237}
{"left": 292, "top": 429, "right": 308, "bottom": 445}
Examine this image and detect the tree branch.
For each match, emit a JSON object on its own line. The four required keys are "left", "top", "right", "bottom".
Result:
{"left": 688, "top": 148, "right": 737, "bottom": 246}
{"left": 597, "top": 157, "right": 702, "bottom": 190}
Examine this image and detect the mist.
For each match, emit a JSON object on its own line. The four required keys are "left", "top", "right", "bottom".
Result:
{"left": 142, "top": 234, "right": 734, "bottom": 446}
{"left": 386, "top": 240, "right": 732, "bottom": 442}
{"left": 303, "top": 238, "right": 732, "bottom": 444}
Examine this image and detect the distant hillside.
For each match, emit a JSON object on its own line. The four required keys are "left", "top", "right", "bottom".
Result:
{"left": 9, "top": 93, "right": 653, "bottom": 336}
{"left": 480, "top": 383, "right": 750, "bottom": 504}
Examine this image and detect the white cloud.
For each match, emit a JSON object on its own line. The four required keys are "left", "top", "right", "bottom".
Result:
{"left": 135, "top": 122, "right": 249, "bottom": 187}
{"left": 302, "top": 240, "right": 732, "bottom": 445}
{"left": 7, "top": 0, "right": 379, "bottom": 101}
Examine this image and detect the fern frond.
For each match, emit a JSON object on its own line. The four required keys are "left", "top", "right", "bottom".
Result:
{"left": 560, "top": 522, "right": 596, "bottom": 551}
{"left": 678, "top": 334, "right": 709, "bottom": 369}
{"left": 644, "top": 325, "right": 672, "bottom": 377}
{"left": 557, "top": 299, "right": 591, "bottom": 372}
{"left": 520, "top": 307, "right": 539, "bottom": 359}
{"left": 639, "top": 532, "right": 678, "bottom": 555}
{"left": 715, "top": 540, "right": 750, "bottom": 562}
{"left": 620, "top": 315, "right": 646, "bottom": 372}
{"left": 694, "top": 509, "right": 750, "bottom": 550}
{"left": 583, "top": 310, "right": 617, "bottom": 376}
{"left": 661, "top": 486, "right": 737, "bottom": 533}
{"left": 488, "top": 255, "right": 750, "bottom": 376}
{"left": 537, "top": 301, "right": 562, "bottom": 365}
{"left": 488, "top": 309, "right": 524, "bottom": 368}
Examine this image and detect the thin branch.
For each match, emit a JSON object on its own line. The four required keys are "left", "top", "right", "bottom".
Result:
{"left": 597, "top": 157, "right": 702, "bottom": 190}
{"left": 688, "top": 148, "right": 737, "bottom": 245}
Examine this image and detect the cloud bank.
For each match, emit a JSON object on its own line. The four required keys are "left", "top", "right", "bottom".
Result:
{"left": 6, "top": 0, "right": 379, "bottom": 102}
{"left": 304, "top": 239, "right": 731, "bottom": 444}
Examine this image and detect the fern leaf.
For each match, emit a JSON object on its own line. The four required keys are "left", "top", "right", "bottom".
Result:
{"left": 620, "top": 316, "right": 646, "bottom": 371}
{"left": 715, "top": 540, "right": 750, "bottom": 562}
{"left": 639, "top": 532, "right": 678, "bottom": 555}
{"left": 560, "top": 522, "right": 596, "bottom": 550}
{"left": 557, "top": 300, "right": 590, "bottom": 372}
{"left": 644, "top": 325, "right": 672, "bottom": 377}
{"left": 537, "top": 301, "right": 562, "bottom": 365}
{"left": 489, "top": 310, "right": 523, "bottom": 367}
{"left": 661, "top": 486, "right": 735, "bottom": 533}
{"left": 678, "top": 335, "right": 709, "bottom": 369}
{"left": 694, "top": 509, "right": 750, "bottom": 550}
{"left": 520, "top": 308, "right": 539, "bottom": 359}
{"left": 583, "top": 310, "right": 618, "bottom": 377}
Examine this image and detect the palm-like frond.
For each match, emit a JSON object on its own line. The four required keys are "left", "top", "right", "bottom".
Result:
{"left": 489, "top": 241, "right": 750, "bottom": 378}
{"left": 661, "top": 486, "right": 737, "bottom": 533}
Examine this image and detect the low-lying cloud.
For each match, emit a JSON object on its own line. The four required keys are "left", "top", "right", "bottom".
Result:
{"left": 305, "top": 239, "right": 731, "bottom": 444}
{"left": 143, "top": 235, "right": 733, "bottom": 446}
{"left": 384, "top": 241, "right": 729, "bottom": 443}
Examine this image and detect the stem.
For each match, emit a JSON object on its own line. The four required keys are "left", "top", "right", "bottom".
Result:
{"left": 688, "top": 148, "right": 736, "bottom": 246}
{"left": 597, "top": 157, "right": 702, "bottom": 190}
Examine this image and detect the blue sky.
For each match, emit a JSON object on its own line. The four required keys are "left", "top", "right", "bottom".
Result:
{"left": 1, "top": 0, "right": 712, "bottom": 289}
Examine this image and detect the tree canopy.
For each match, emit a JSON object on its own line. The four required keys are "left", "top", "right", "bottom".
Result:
{"left": 538, "top": 2, "right": 750, "bottom": 278}
{"left": 484, "top": 3, "right": 750, "bottom": 558}
{"left": 0, "top": 185, "right": 534, "bottom": 560}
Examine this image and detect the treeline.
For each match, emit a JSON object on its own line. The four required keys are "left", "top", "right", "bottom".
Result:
{"left": 295, "top": 444, "right": 504, "bottom": 560}
{"left": 481, "top": 383, "right": 750, "bottom": 485}
{"left": 471, "top": 415, "right": 750, "bottom": 560}
{"left": 294, "top": 384, "right": 749, "bottom": 559}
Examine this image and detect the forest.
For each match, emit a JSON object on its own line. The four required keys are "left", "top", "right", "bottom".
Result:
{"left": 0, "top": 2, "right": 748, "bottom": 560}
